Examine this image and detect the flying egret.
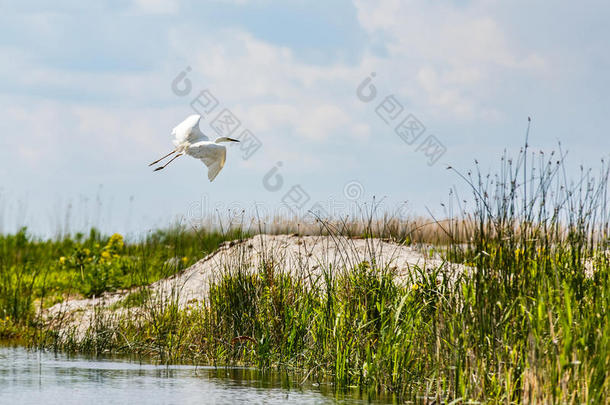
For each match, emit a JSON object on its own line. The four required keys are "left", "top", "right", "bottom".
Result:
{"left": 149, "top": 114, "right": 239, "bottom": 181}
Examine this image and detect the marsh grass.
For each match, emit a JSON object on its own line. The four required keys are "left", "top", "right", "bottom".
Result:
{"left": 0, "top": 225, "right": 245, "bottom": 335}
{"left": 2, "top": 142, "right": 610, "bottom": 402}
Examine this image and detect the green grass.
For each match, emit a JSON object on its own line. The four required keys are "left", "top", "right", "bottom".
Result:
{"left": 0, "top": 225, "right": 246, "bottom": 328}
{"left": 2, "top": 143, "right": 610, "bottom": 402}
{"left": 30, "top": 244, "right": 609, "bottom": 402}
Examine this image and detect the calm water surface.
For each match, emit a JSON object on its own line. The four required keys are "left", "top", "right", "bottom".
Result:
{"left": 0, "top": 346, "right": 395, "bottom": 404}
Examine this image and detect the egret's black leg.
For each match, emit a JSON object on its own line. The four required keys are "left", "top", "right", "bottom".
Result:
{"left": 153, "top": 153, "right": 183, "bottom": 171}
{"left": 149, "top": 150, "right": 177, "bottom": 167}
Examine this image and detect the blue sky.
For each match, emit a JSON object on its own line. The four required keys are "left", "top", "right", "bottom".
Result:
{"left": 1, "top": 0, "right": 609, "bottom": 237}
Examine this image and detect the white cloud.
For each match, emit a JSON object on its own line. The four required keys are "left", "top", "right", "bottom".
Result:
{"left": 0, "top": 96, "right": 186, "bottom": 174}
{"left": 131, "top": 0, "right": 180, "bottom": 14}
{"left": 352, "top": 0, "right": 549, "bottom": 120}
{"left": 0, "top": 0, "right": 556, "bottom": 182}
{"left": 236, "top": 102, "right": 369, "bottom": 141}
{"left": 170, "top": 30, "right": 371, "bottom": 143}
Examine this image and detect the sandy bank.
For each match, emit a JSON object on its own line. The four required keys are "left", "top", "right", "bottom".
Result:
{"left": 44, "top": 234, "right": 464, "bottom": 339}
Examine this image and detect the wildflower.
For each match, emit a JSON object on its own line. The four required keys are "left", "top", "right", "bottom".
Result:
{"left": 181, "top": 256, "right": 188, "bottom": 265}
{"left": 101, "top": 251, "right": 112, "bottom": 261}
{"left": 107, "top": 233, "right": 124, "bottom": 251}
{"left": 59, "top": 256, "right": 66, "bottom": 265}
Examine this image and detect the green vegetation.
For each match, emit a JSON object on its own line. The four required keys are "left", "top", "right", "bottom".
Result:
{"left": 1, "top": 144, "right": 609, "bottom": 403}
{"left": 0, "top": 226, "right": 244, "bottom": 338}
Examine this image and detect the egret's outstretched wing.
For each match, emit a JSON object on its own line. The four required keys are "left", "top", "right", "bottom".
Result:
{"left": 186, "top": 142, "right": 227, "bottom": 181}
{"left": 172, "top": 114, "right": 209, "bottom": 147}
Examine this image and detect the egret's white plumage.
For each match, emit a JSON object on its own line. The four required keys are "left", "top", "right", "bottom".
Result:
{"left": 149, "top": 114, "right": 239, "bottom": 181}
{"left": 171, "top": 114, "right": 209, "bottom": 152}
{"left": 187, "top": 141, "right": 226, "bottom": 181}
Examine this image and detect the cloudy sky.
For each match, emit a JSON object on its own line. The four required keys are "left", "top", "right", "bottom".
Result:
{"left": 1, "top": 0, "right": 609, "bottom": 236}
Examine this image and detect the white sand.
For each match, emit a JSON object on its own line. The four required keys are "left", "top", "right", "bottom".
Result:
{"left": 44, "top": 234, "right": 464, "bottom": 339}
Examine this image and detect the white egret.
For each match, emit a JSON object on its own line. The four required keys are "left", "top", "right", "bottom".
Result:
{"left": 149, "top": 114, "right": 239, "bottom": 181}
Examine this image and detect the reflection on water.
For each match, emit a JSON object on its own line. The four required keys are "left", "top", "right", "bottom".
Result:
{"left": 0, "top": 346, "right": 395, "bottom": 404}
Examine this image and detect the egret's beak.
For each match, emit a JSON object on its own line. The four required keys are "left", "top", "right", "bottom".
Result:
{"left": 228, "top": 138, "right": 240, "bottom": 142}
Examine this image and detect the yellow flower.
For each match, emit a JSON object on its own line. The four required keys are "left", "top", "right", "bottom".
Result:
{"left": 83, "top": 248, "right": 91, "bottom": 256}
{"left": 101, "top": 251, "right": 112, "bottom": 260}
{"left": 59, "top": 256, "right": 66, "bottom": 265}
{"left": 181, "top": 256, "right": 188, "bottom": 264}
{"left": 107, "top": 233, "right": 124, "bottom": 251}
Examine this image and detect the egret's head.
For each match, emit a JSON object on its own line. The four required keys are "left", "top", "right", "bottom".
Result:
{"left": 214, "top": 137, "right": 240, "bottom": 143}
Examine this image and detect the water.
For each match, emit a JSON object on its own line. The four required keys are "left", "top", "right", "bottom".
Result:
{"left": 0, "top": 347, "right": 394, "bottom": 404}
